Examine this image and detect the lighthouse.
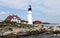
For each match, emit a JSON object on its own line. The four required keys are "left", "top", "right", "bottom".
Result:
{"left": 28, "top": 5, "right": 32, "bottom": 24}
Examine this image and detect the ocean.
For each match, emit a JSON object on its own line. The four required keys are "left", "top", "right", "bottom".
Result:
{"left": 20, "top": 34, "right": 60, "bottom": 38}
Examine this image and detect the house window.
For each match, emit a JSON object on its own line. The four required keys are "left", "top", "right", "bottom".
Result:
{"left": 13, "top": 17, "right": 16, "bottom": 20}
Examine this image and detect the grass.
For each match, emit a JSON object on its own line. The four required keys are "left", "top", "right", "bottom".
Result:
{"left": 18, "top": 23, "right": 35, "bottom": 28}
{"left": 0, "top": 21, "right": 35, "bottom": 29}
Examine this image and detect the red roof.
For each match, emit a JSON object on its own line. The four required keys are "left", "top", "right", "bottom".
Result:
{"left": 5, "top": 15, "right": 13, "bottom": 20}
{"left": 5, "top": 15, "right": 21, "bottom": 21}
{"left": 21, "top": 20, "right": 28, "bottom": 22}
{"left": 33, "top": 20, "right": 42, "bottom": 24}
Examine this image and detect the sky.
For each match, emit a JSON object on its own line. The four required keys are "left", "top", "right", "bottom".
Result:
{"left": 0, "top": 0, "right": 60, "bottom": 23}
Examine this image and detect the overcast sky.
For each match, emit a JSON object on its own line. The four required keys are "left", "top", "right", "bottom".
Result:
{"left": 0, "top": 0, "right": 60, "bottom": 23}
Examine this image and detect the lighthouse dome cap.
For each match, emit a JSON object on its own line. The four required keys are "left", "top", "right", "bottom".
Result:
{"left": 28, "top": 5, "right": 32, "bottom": 11}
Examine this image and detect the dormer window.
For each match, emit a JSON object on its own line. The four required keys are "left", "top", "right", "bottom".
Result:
{"left": 13, "top": 17, "right": 16, "bottom": 19}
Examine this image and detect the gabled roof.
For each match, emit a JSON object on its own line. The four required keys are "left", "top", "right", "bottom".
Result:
{"left": 5, "top": 15, "right": 21, "bottom": 21}
{"left": 5, "top": 15, "right": 13, "bottom": 20}
{"left": 33, "top": 20, "right": 42, "bottom": 24}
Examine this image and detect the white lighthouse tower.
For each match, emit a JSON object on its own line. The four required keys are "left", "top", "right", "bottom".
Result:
{"left": 28, "top": 5, "right": 32, "bottom": 24}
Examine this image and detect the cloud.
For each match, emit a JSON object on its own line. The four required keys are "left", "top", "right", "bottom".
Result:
{"left": 0, "top": 12, "right": 9, "bottom": 15}
{"left": 42, "top": 9, "right": 60, "bottom": 16}
{"left": 31, "top": 0, "right": 60, "bottom": 16}
{"left": 0, "top": 0, "right": 28, "bottom": 9}
{"left": 44, "top": 0, "right": 60, "bottom": 8}
{"left": 42, "top": 0, "right": 60, "bottom": 16}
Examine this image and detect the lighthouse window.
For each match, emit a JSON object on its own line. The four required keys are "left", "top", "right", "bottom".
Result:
{"left": 28, "top": 8, "right": 31, "bottom": 10}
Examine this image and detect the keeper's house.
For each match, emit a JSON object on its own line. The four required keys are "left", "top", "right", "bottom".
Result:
{"left": 5, "top": 15, "right": 28, "bottom": 24}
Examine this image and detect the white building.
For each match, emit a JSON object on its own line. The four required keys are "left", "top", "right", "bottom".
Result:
{"left": 0, "top": 20, "right": 4, "bottom": 22}
{"left": 5, "top": 15, "right": 28, "bottom": 24}
{"left": 27, "top": 5, "right": 32, "bottom": 24}
{"left": 5, "top": 15, "right": 21, "bottom": 23}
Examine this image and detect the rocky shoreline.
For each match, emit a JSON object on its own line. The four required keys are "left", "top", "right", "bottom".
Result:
{"left": 0, "top": 24, "right": 60, "bottom": 38}
{"left": 0, "top": 29, "right": 60, "bottom": 38}
{"left": 0, "top": 24, "right": 43, "bottom": 38}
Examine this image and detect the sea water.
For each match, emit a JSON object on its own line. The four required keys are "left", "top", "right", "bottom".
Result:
{"left": 20, "top": 34, "right": 60, "bottom": 38}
